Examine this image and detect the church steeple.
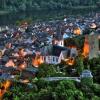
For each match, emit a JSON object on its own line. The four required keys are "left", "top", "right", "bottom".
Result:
{"left": 54, "top": 24, "right": 63, "bottom": 40}
{"left": 52, "top": 24, "right": 64, "bottom": 47}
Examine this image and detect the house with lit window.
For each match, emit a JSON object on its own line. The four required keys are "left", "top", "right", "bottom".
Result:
{"left": 39, "top": 23, "right": 78, "bottom": 65}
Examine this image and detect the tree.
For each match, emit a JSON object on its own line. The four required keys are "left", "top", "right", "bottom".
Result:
{"left": 37, "top": 63, "right": 57, "bottom": 78}
{"left": 75, "top": 57, "right": 84, "bottom": 75}
{"left": 0, "top": 0, "right": 99, "bottom": 12}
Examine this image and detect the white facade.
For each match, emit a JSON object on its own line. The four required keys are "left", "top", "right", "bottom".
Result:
{"left": 41, "top": 56, "right": 59, "bottom": 64}
{"left": 41, "top": 48, "right": 78, "bottom": 65}
{"left": 53, "top": 40, "right": 64, "bottom": 47}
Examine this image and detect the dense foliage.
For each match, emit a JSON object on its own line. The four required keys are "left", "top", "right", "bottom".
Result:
{"left": 1, "top": 56, "right": 100, "bottom": 99}
{"left": 0, "top": 0, "right": 100, "bottom": 12}
{"left": 3, "top": 79, "right": 100, "bottom": 100}
{"left": 89, "top": 57, "right": 100, "bottom": 84}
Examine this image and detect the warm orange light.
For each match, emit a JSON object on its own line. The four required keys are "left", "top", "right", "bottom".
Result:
{"left": 65, "top": 58, "right": 75, "bottom": 66}
{"left": 5, "top": 59, "right": 15, "bottom": 67}
{"left": 32, "top": 56, "right": 44, "bottom": 67}
{"left": 0, "top": 80, "right": 12, "bottom": 98}
{"left": 82, "top": 35, "right": 90, "bottom": 58}
{"left": 20, "top": 79, "right": 29, "bottom": 83}
{"left": 68, "top": 46, "right": 77, "bottom": 49}
{"left": 19, "top": 62, "right": 27, "bottom": 70}
{"left": 64, "top": 58, "right": 75, "bottom": 66}
{"left": 73, "top": 27, "right": 81, "bottom": 35}
{"left": 3, "top": 80, "right": 11, "bottom": 90}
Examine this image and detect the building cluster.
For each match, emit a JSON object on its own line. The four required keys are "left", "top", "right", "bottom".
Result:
{"left": 0, "top": 13, "right": 100, "bottom": 73}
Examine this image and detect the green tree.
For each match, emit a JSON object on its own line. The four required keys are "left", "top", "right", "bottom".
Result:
{"left": 0, "top": 0, "right": 99, "bottom": 12}
{"left": 75, "top": 57, "right": 84, "bottom": 75}
{"left": 37, "top": 63, "right": 57, "bottom": 78}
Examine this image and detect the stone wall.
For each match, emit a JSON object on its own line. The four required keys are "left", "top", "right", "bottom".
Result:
{"left": 89, "top": 34, "right": 100, "bottom": 59}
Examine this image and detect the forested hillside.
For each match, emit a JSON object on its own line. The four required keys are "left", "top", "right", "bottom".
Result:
{"left": 0, "top": 0, "right": 100, "bottom": 12}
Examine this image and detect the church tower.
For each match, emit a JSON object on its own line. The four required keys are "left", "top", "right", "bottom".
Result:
{"left": 52, "top": 24, "right": 64, "bottom": 47}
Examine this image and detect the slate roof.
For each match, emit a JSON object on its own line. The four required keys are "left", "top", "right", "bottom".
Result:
{"left": 81, "top": 70, "right": 93, "bottom": 78}
{"left": 41, "top": 45, "right": 69, "bottom": 57}
{"left": 52, "top": 45, "right": 68, "bottom": 56}
{"left": 61, "top": 50, "right": 71, "bottom": 58}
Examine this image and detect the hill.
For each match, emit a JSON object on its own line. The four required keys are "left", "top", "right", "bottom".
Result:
{"left": 0, "top": 0, "right": 99, "bottom": 12}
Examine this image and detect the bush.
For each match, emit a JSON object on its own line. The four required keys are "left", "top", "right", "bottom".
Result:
{"left": 81, "top": 77, "right": 93, "bottom": 86}
{"left": 37, "top": 64, "right": 57, "bottom": 78}
{"left": 92, "top": 96, "right": 100, "bottom": 100}
{"left": 36, "top": 79, "right": 49, "bottom": 89}
{"left": 92, "top": 84, "right": 100, "bottom": 95}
